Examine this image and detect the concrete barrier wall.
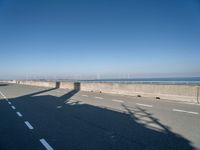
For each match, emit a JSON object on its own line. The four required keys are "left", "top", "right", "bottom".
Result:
{"left": 60, "top": 82, "right": 74, "bottom": 89}
{"left": 0, "top": 80, "right": 17, "bottom": 84}
{"left": 17, "top": 80, "right": 74, "bottom": 89}
{"left": 81, "top": 83, "right": 199, "bottom": 103}
{"left": 12, "top": 80, "right": 200, "bottom": 103}
{"left": 18, "top": 80, "right": 56, "bottom": 88}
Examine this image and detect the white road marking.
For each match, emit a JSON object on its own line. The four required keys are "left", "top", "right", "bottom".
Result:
{"left": 136, "top": 103, "right": 153, "bottom": 108}
{"left": 112, "top": 99, "right": 124, "bottom": 103}
{"left": 157, "top": 98, "right": 200, "bottom": 106}
{"left": 95, "top": 97, "right": 104, "bottom": 99}
{"left": 82, "top": 95, "right": 88, "bottom": 97}
{"left": 16, "top": 112, "right": 22, "bottom": 117}
{"left": 57, "top": 106, "right": 62, "bottom": 109}
{"left": 40, "top": 139, "right": 54, "bottom": 150}
{"left": 8, "top": 101, "right": 12, "bottom": 105}
{"left": 24, "top": 121, "right": 34, "bottom": 130}
{"left": 0, "top": 90, "right": 8, "bottom": 101}
{"left": 11, "top": 106, "right": 16, "bottom": 110}
{"left": 173, "top": 109, "right": 199, "bottom": 115}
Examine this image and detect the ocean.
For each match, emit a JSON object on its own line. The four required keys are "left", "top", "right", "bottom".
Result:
{"left": 79, "top": 77, "right": 200, "bottom": 85}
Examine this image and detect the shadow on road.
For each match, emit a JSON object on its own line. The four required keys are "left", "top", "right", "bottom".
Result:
{"left": 0, "top": 82, "right": 196, "bottom": 150}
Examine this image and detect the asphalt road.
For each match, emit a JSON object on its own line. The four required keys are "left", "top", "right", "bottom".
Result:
{"left": 0, "top": 83, "right": 200, "bottom": 150}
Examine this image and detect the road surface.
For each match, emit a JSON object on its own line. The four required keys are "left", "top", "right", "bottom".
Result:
{"left": 0, "top": 83, "right": 200, "bottom": 150}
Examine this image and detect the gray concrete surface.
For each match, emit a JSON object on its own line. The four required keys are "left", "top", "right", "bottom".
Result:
{"left": 0, "top": 83, "right": 200, "bottom": 150}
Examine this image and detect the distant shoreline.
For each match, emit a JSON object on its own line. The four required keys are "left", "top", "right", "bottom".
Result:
{"left": 78, "top": 77, "right": 200, "bottom": 85}
{"left": 1, "top": 77, "right": 200, "bottom": 85}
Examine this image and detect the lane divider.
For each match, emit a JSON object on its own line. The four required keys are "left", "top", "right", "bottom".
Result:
{"left": 95, "top": 97, "right": 104, "bottom": 100}
{"left": 82, "top": 95, "right": 89, "bottom": 97}
{"left": 40, "top": 139, "right": 54, "bottom": 150}
{"left": 11, "top": 106, "right": 16, "bottom": 110}
{"left": 112, "top": 99, "right": 124, "bottom": 103}
{"left": 0, "top": 90, "right": 55, "bottom": 149}
{"left": 0, "top": 90, "right": 8, "bottom": 101}
{"left": 16, "top": 112, "right": 23, "bottom": 117}
{"left": 173, "top": 109, "right": 199, "bottom": 115}
{"left": 24, "top": 121, "right": 34, "bottom": 130}
{"left": 136, "top": 103, "right": 153, "bottom": 108}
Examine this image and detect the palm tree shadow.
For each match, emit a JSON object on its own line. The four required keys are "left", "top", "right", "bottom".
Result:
{"left": 121, "top": 104, "right": 195, "bottom": 150}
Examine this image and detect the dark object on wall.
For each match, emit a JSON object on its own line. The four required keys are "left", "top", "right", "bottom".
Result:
{"left": 74, "top": 82, "right": 80, "bottom": 91}
{"left": 56, "top": 82, "right": 60, "bottom": 88}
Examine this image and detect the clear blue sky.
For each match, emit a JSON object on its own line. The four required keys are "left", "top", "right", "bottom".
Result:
{"left": 0, "top": 0, "right": 200, "bottom": 79}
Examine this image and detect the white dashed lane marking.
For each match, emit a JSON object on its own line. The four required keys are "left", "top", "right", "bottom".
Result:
{"left": 1, "top": 89, "right": 53, "bottom": 150}
{"left": 0, "top": 90, "right": 8, "bottom": 101}
{"left": 173, "top": 109, "right": 199, "bottom": 115}
{"left": 136, "top": 103, "right": 153, "bottom": 108}
{"left": 112, "top": 99, "right": 124, "bottom": 103}
{"left": 11, "top": 106, "right": 16, "bottom": 110}
{"left": 82, "top": 95, "right": 89, "bottom": 97}
{"left": 24, "top": 121, "right": 34, "bottom": 130}
{"left": 57, "top": 106, "right": 62, "bottom": 109}
{"left": 40, "top": 139, "right": 54, "bottom": 150}
{"left": 16, "top": 112, "right": 23, "bottom": 117}
{"left": 95, "top": 97, "right": 104, "bottom": 100}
